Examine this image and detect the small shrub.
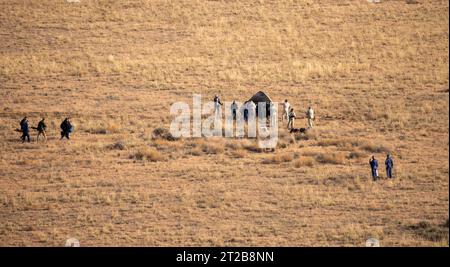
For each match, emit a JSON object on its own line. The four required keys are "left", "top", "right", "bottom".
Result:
{"left": 152, "top": 139, "right": 170, "bottom": 148}
{"left": 202, "top": 143, "right": 224, "bottom": 154}
{"left": 317, "top": 138, "right": 364, "bottom": 149}
{"left": 361, "top": 141, "right": 390, "bottom": 153}
{"left": 293, "top": 156, "right": 315, "bottom": 168}
{"left": 92, "top": 128, "right": 108, "bottom": 134}
{"left": 280, "top": 153, "right": 294, "bottom": 162}
{"left": 317, "top": 139, "right": 342, "bottom": 147}
{"left": 231, "top": 149, "right": 247, "bottom": 158}
{"left": 278, "top": 130, "right": 295, "bottom": 146}
{"left": 277, "top": 141, "right": 289, "bottom": 149}
{"left": 152, "top": 127, "right": 176, "bottom": 141}
{"left": 242, "top": 140, "right": 263, "bottom": 153}
{"left": 188, "top": 138, "right": 206, "bottom": 148}
{"left": 152, "top": 139, "right": 184, "bottom": 154}
{"left": 130, "top": 147, "right": 164, "bottom": 162}
{"left": 263, "top": 153, "right": 294, "bottom": 164}
{"left": 307, "top": 131, "right": 317, "bottom": 140}
{"left": 106, "top": 122, "right": 121, "bottom": 134}
{"left": 347, "top": 151, "right": 365, "bottom": 159}
{"left": 106, "top": 141, "right": 127, "bottom": 150}
{"left": 303, "top": 150, "right": 319, "bottom": 157}
{"left": 316, "top": 153, "right": 345, "bottom": 164}
{"left": 87, "top": 122, "right": 121, "bottom": 134}
{"left": 225, "top": 141, "right": 242, "bottom": 150}
{"left": 295, "top": 129, "right": 317, "bottom": 141}
{"left": 189, "top": 147, "right": 203, "bottom": 156}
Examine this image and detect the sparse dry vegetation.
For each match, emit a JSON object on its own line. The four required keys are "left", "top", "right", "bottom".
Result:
{"left": 263, "top": 153, "right": 294, "bottom": 164}
{"left": 230, "top": 149, "right": 247, "bottom": 159}
{"left": 407, "top": 220, "right": 449, "bottom": 243}
{"left": 130, "top": 147, "right": 164, "bottom": 162}
{"left": 201, "top": 142, "right": 225, "bottom": 155}
{"left": 0, "top": 0, "right": 448, "bottom": 247}
{"left": 152, "top": 127, "right": 176, "bottom": 141}
{"left": 293, "top": 156, "right": 315, "bottom": 168}
{"left": 316, "top": 153, "right": 346, "bottom": 165}
{"left": 106, "top": 141, "right": 127, "bottom": 151}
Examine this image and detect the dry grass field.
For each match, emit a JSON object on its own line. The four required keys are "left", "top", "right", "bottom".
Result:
{"left": 0, "top": 0, "right": 448, "bottom": 246}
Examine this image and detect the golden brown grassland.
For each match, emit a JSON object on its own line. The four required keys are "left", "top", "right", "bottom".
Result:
{"left": 0, "top": 0, "right": 448, "bottom": 246}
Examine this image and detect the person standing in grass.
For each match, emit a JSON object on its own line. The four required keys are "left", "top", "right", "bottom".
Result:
{"left": 385, "top": 154, "right": 394, "bottom": 179}
{"left": 60, "top": 117, "right": 73, "bottom": 140}
{"left": 241, "top": 101, "right": 249, "bottom": 122}
{"left": 231, "top": 100, "right": 238, "bottom": 121}
{"left": 287, "top": 108, "right": 296, "bottom": 129}
{"left": 282, "top": 99, "right": 290, "bottom": 123}
{"left": 213, "top": 94, "right": 223, "bottom": 117}
{"left": 36, "top": 118, "right": 47, "bottom": 142}
{"left": 20, "top": 116, "right": 30, "bottom": 143}
{"left": 247, "top": 100, "right": 256, "bottom": 122}
{"left": 306, "top": 106, "right": 315, "bottom": 128}
{"left": 369, "top": 155, "right": 379, "bottom": 181}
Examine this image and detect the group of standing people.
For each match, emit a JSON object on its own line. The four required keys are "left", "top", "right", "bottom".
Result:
{"left": 282, "top": 99, "right": 315, "bottom": 130}
{"left": 18, "top": 116, "right": 74, "bottom": 143}
{"left": 369, "top": 154, "right": 394, "bottom": 181}
{"left": 214, "top": 95, "right": 316, "bottom": 130}
{"left": 216, "top": 95, "right": 258, "bottom": 122}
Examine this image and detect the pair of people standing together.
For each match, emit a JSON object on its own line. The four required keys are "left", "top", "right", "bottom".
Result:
{"left": 282, "top": 100, "right": 315, "bottom": 130}
{"left": 369, "top": 155, "right": 394, "bottom": 180}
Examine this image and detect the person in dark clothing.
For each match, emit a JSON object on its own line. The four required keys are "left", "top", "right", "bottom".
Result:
{"left": 60, "top": 118, "right": 67, "bottom": 139}
{"left": 385, "top": 154, "right": 394, "bottom": 179}
{"left": 36, "top": 118, "right": 47, "bottom": 142}
{"left": 60, "top": 117, "right": 73, "bottom": 140}
{"left": 369, "top": 155, "right": 379, "bottom": 181}
{"left": 231, "top": 100, "right": 238, "bottom": 120}
{"left": 20, "top": 117, "right": 27, "bottom": 127}
{"left": 242, "top": 101, "right": 249, "bottom": 122}
{"left": 20, "top": 117, "right": 30, "bottom": 143}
